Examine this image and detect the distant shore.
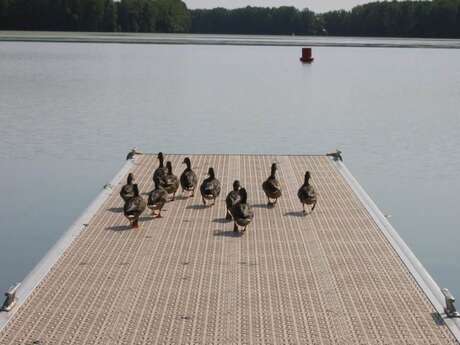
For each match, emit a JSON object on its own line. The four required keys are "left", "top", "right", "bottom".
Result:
{"left": 1, "top": 31, "right": 460, "bottom": 49}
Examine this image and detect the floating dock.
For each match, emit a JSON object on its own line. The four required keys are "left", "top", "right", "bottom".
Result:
{"left": 1, "top": 154, "right": 459, "bottom": 344}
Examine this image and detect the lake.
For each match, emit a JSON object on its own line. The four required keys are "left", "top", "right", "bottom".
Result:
{"left": 1, "top": 37, "right": 459, "bottom": 298}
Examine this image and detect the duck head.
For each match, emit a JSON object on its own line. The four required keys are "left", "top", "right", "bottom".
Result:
{"left": 304, "top": 171, "right": 311, "bottom": 185}
{"left": 166, "top": 161, "right": 173, "bottom": 174}
{"left": 239, "top": 188, "right": 248, "bottom": 203}
{"left": 233, "top": 180, "right": 241, "bottom": 191}
{"left": 270, "top": 163, "right": 277, "bottom": 177}
{"left": 127, "top": 173, "right": 134, "bottom": 184}
{"left": 183, "top": 157, "right": 191, "bottom": 169}
{"left": 157, "top": 152, "right": 164, "bottom": 167}
{"left": 207, "top": 167, "right": 215, "bottom": 179}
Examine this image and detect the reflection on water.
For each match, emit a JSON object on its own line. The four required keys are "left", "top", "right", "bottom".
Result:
{"left": 1, "top": 40, "right": 460, "bottom": 297}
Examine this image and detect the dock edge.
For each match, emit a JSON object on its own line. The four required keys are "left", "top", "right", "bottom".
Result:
{"left": 0, "top": 159, "right": 135, "bottom": 331}
{"left": 333, "top": 158, "right": 460, "bottom": 341}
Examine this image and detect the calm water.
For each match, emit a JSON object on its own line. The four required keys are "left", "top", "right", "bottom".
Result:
{"left": 1, "top": 40, "right": 460, "bottom": 298}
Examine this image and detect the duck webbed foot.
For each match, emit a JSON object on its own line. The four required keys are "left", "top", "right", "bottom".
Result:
{"left": 311, "top": 201, "right": 317, "bottom": 212}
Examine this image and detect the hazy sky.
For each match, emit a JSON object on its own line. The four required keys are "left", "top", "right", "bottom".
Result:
{"left": 183, "top": 0, "right": 372, "bottom": 13}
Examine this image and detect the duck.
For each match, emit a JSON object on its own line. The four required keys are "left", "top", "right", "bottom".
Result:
{"left": 123, "top": 184, "right": 146, "bottom": 228}
{"left": 200, "top": 167, "right": 221, "bottom": 206}
{"left": 153, "top": 152, "right": 168, "bottom": 183}
{"left": 225, "top": 180, "right": 241, "bottom": 220}
{"left": 262, "top": 163, "right": 282, "bottom": 208}
{"left": 148, "top": 177, "right": 169, "bottom": 218}
{"left": 297, "top": 171, "right": 317, "bottom": 214}
{"left": 230, "top": 188, "right": 254, "bottom": 233}
{"left": 161, "top": 161, "right": 180, "bottom": 201}
{"left": 119, "top": 173, "right": 137, "bottom": 202}
{"left": 180, "top": 157, "right": 198, "bottom": 197}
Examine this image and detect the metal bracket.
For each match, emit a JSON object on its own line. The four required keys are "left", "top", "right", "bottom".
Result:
{"left": 126, "top": 147, "right": 142, "bottom": 160}
{"left": 103, "top": 183, "right": 113, "bottom": 190}
{"left": 326, "top": 149, "right": 343, "bottom": 162}
{"left": 442, "top": 288, "right": 460, "bottom": 318}
{"left": 1, "top": 283, "right": 21, "bottom": 312}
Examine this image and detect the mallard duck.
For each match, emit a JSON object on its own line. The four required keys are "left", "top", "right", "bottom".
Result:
{"left": 230, "top": 188, "right": 254, "bottom": 233}
{"left": 119, "top": 173, "right": 137, "bottom": 202}
{"left": 148, "top": 177, "right": 169, "bottom": 218}
{"left": 297, "top": 171, "right": 317, "bottom": 214}
{"left": 200, "top": 167, "right": 221, "bottom": 206}
{"left": 180, "top": 157, "right": 198, "bottom": 197}
{"left": 161, "top": 161, "right": 180, "bottom": 201}
{"left": 153, "top": 152, "right": 168, "bottom": 183}
{"left": 225, "top": 180, "right": 241, "bottom": 220}
{"left": 262, "top": 163, "right": 282, "bottom": 207}
{"left": 123, "top": 184, "right": 146, "bottom": 228}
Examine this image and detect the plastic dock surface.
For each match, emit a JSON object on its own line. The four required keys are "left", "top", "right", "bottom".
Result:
{"left": 0, "top": 154, "right": 458, "bottom": 345}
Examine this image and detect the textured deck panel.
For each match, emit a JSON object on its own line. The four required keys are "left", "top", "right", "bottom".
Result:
{"left": 0, "top": 154, "right": 457, "bottom": 345}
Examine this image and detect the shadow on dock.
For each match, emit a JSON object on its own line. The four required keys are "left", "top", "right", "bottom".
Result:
{"left": 107, "top": 207, "right": 123, "bottom": 213}
{"left": 186, "top": 204, "right": 208, "bottom": 210}
{"left": 252, "top": 203, "right": 270, "bottom": 209}
{"left": 213, "top": 229, "right": 242, "bottom": 238}
{"left": 284, "top": 211, "right": 307, "bottom": 218}
{"left": 212, "top": 217, "right": 230, "bottom": 224}
{"left": 106, "top": 225, "right": 132, "bottom": 231}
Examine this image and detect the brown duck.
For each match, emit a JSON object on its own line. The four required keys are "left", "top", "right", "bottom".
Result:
{"left": 123, "top": 184, "right": 146, "bottom": 228}
{"left": 148, "top": 177, "right": 169, "bottom": 218}
{"left": 225, "top": 180, "right": 241, "bottom": 220}
{"left": 230, "top": 188, "right": 254, "bottom": 233}
{"left": 180, "top": 157, "right": 198, "bottom": 197}
{"left": 262, "top": 163, "right": 282, "bottom": 208}
{"left": 119, "top": 173, "right": 136, "bottom": 202}
{"left": 200, "top": 167, "right": 221, "bottom": 206}
{"left": 297, "top": 171, "right": 317, "bottom": 214}
{"left": 161, "top": 161, "right": 180, "bottom": 201}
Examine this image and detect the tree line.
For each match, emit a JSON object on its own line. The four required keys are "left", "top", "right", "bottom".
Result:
{"left": 0, "top": 0, "right": 191, "bottom": 32}
{"left": 1, "top": 0, "right": 460, "bottom": 38}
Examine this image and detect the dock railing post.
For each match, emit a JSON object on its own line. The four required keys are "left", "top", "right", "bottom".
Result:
{"left": 1, "top": 283, "right": 21, "bottom": 312}
{"left": 442, "top": 288, "right": 460, "bottom": 318}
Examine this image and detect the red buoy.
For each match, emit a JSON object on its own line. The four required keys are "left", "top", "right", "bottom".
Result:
{"left": 300, "top": 48, "right": 314, "bottom": 63}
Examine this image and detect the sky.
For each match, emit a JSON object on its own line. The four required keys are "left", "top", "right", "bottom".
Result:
{"left": 183, "top": 0, "right": 372, "bottom": 13}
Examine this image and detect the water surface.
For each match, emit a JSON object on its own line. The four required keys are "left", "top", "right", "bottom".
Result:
{"left": 1, "top": 40, "right": 459, "bottom": 297}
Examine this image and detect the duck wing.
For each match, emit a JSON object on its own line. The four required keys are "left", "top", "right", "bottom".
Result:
{"left": 148, "top": 187, "right": 168, "bottom": 207}
{"left": 263, "top": 177, "right": 282, "bottom": 197}
{"left": 180, "top": 170, "right": 198, "bottom": 190}
{"left": 226, "top": 190, "right": 241, "bottom": 209}
{"left": 120, "top": 184, "right": 135, "bottom": 202}
{"left": 201, "top": 177, "right": 221, "bottom": 197}
{"left": 153, "top": 167, "right": 168, "bottom": 183}
{"left": 124, "top": 196, "right": 146, "bottom": 215}
{"left": 162, "top": 174, "right": 180, "bottom": 193}
{"left": 231, "top": 202, "right": 254, "bottom": 221}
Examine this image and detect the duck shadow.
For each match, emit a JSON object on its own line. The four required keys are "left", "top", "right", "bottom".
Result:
{"left": 252, "top": 203, "right": 271, "bottom": 209}
{"left": 284, "top": 211, "right": 307, "bottom": 218}
{"left": 212, "top": 217, "right": 231, "bottom": 224}
{"left": 139, "top": 216, "right": 155, "bottom": 222}
{"left": 174, "top": 195, "right": 189, "bottom": 201}
{"left": 186, "top": 204, "right": 208, "bottom": 210}
{"left": 213, "top": 229, "right": 242, "bottom": 238}
{"left": 106, "top": 225, "right": 132, "bottom": 231}
{"left": 107, "top": 207, "right": 123, "bottom": 213}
